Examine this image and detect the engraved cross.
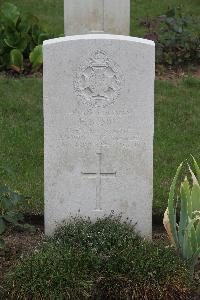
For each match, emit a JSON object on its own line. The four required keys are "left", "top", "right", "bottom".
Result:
{"left": 81, "top": 152, "right": 116, "bottom": 211}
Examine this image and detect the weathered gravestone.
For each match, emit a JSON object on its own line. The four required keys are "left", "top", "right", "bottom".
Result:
{"left": 64, "top": 0, "right": 130, "bottom": 35}
{"left": 44, "top": 34, "right": 155, "bottom": 237}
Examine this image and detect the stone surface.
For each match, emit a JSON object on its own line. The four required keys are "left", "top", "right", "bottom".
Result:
{"left": 64, "top": 0, "right": 130, "bottom": 36}
{"left": 43, "top": 34, "right": 155, "bottom": 238}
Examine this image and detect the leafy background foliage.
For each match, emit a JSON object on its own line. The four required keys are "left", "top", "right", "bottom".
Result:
{"left": 0, "top": 2, "right": 51, "bottom": 73}
{"left": 143, "top": 7, "right": 200, "bottom": 67}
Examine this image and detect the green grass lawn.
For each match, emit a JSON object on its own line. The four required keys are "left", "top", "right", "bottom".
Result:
{"left": 0, "top": 77, "right": 43, "bottom": 213}
{"left": 0, "top": 0, "right": 200, "bottom": 216}
{"left": 1, "top": 76, "right": 200, "bottom": 215}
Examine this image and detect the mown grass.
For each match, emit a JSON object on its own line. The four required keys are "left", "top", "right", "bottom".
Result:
{"left": 1, "top": 217, "right": 194, "bottom": 300}
{"left": 1, "top": 76, "right": 200, "bottom": 215}
{"left": 0, "top": 77, "right": 43, "bottom": 213}
{"left": 154, "top": 76, "right": 200, "bottom": 215}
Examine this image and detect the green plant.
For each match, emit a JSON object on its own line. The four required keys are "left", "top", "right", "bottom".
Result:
{"left": 143, "top": 7, "right": 200, "bottom": 67}
{"left": 0, "top": 175, "right": 34, "bottom": 248}
{"left": 2, "top": 216, "right": 193, "bottom": 300}
{"left": 0, "top": 2, "right": 50, "bottom": 73}
{"left": 164, "top": 157, "right": 200, "bottom": 273}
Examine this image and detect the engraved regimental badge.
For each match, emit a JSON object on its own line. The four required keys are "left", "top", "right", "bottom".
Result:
{"left": 74, "top": 50, "right": 123, "bottom": 107}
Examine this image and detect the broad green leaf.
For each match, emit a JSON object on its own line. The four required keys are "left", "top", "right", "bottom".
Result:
{"left": 17, "top": 15, "right": 31, "bottom": 33}
{"left": 0, "top": 217, "right": 6, "bottom": 234}
{"left": 38, "top": 33, "right": 50, "bottom": 45}
{"left": 10, "top": 49, "right": 23, "bottom": 72}
{"left": 4, "top": 211, "right": 24, "bottom": 224}
{"left": 0, "top": 196, "right": 13, "bottom": 211}
{"left": 32, "top": 23, "right": 41, "bottom": 44}
{"left": 168, "top": 163, "right": 183, "bottom": 249}
{"left": 0, "top": 2, "right": 20, "bottom": 26}
{"left": 17, "top": 13, "right": 39, "bottom": 33}
{"left": 15, "top": 33, "right": 29, "bottom": 52}
{"left": 0, "top": 185, "right": 10, "bottom": 194}
{"left": 10, "top": 191, "right": 25, "bottom": 205}
{"left": 29, "top": 45, "right": 43, "bottom": 70}
{"left": 4, "top": 29, "right": 20, "bottom": 48}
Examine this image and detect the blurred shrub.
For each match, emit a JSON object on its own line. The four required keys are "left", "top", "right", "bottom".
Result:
{"left": 142, "top": 8, "right": 200, "bottom": 67}
{"left": 0, "top": 2, "right": 51, "bottom": 73}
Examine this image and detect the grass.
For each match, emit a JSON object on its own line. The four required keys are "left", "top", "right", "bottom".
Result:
{"left": 0, "top": 77, "right": 43, "bottom": 213}
{"left": 1, "top": 217, "right": 194, "bottom": 300}
{"left": 154, "top": 76, "right": 200, "bottom": 215}
{"left": 1, "top": 76, "right": 200, "bottom": 216}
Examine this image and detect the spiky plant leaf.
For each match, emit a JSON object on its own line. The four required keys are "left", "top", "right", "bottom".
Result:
{"left": 196, "top": 222, "right": 200, "bottom": 247}
{"left": 190, "top": 223, "right": 197, "bottom": 253}
{"left": 168, "top": 163, "right": 183, "bottom": 249}
{"left": 165, "top": 159, "right": 200, "bottom": 273}
{"left": 179, "top": 178, "right": 190, "bottom": 245}
{"left": 190, "top": 181, "right": 200, "bottom": 213}
{"left": 183, "top": 227, "right": 193, "bottom": 260}
{"left": 192, "top": 155, "right": 200, "bottom": 184}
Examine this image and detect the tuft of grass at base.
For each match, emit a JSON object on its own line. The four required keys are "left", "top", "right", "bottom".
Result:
{"left": 1, "top": 217, "right": 194, "bottom": 300}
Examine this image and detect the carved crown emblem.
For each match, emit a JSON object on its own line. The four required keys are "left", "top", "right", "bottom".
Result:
{"left": 74, "top": 50, "right": 123, "bottom": 107}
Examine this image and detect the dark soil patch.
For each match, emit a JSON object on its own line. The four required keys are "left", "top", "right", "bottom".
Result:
{"left": 0, "top": 226, "right": 44, "bottom": 282}
{"left": 0, "top": 69, "right": 42, "bottom": 79}
{"left": 156, "top": 65, "right": 200, "bottom": 81}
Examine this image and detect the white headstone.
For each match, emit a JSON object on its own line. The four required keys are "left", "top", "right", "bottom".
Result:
{"left": 64, "top": 0, "right": 130, "bottom": 36}
{"left": 44, "top": 35, "right": 155, "bottom": 238}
